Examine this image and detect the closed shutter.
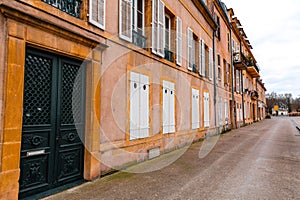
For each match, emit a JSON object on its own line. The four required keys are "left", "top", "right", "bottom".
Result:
{"left": 169, "top": 82, "right": 175, "bottom": 133}
{"left": 219, "top": 98, "right": 223, "bottom": 125}
{"left": 140, "top": 74, "right": 150, "bottom": 138}
{"left": 224, "top": 99, "right": 228, "bottom": 124}
{"left": 152, "top": 0, "right": 157, "bottom": 53}
{"left": 163, "top": 81, "right": 175, "bottom": 134}
{"left": 119, "top": 0, "right": 132, "bottom": 42}
{"left": 163, "top": 81, "right": 170, "bottom": 134}
{"left": 187, "top": 27, "right": 193, "bottom": 70}
{"left": 200, "top": 39, "right": 205, "bottom": 76}
{"left": 176, "top": 17, "right": 182, "bottom": 66}
{"left": 209, "top": 47, "right": 213, "bottom": 80}
{"left": 236, "top": 70, "right": 240, "bottom": 93}
{"left": 89, "top": 0, "right": 106, "bottom": 29}
{"left": 192, "top": 88, "right": 199, "bottom": 129}
{"left": 130, "top": 72, "right": 140, "bottom": 140}
{"left": 157, "top": 0, "right": 165, "bottom": 57}
{"left": 204, "top": 92, "right": 210, "bottom": 127}
{"left": 130, "top": 72, "right": 149, "bottom": 140}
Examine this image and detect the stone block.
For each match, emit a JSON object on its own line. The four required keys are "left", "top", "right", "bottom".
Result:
{"left": 1, "top": 142, "right": 21, "bottom": 171}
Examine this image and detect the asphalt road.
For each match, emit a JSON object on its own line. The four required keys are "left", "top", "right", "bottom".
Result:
{"left": 44, "top": 117, "right": 300, "bottom": 200}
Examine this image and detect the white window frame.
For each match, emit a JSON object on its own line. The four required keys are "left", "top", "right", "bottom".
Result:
{"left": 119, "top": 0, "right": 133, "bottom": 42}
{"left": 192, "top": 88, "right": 200, "bottom": 130}
{"left": 152, "top": 0, "right": 165, "bottom": 57}
{"left": 132, "top": 0, "right": 145, "bottom": 35}
{"left": 176, "top": 17, "right": 182, "bottom": 66}
{"left": 208, "top": 47, "right": 213, "bottom": 80}
{"left": 199, "top": 39, "right": 205, "bottom": 76}
{"left": 187, "top": 27, "right": 193, "bottom": 71}
{"left": 89, "top": 0, "right": 106, "bottom": 30}
{"left": 165, "top": 14, "right": 171, "bottom": 51}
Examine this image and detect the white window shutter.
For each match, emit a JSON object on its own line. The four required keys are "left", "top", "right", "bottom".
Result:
{"left": 204, "top": 92, "right": 210, "bottom": 127}
{"left": 140, "top": 74, "right": 150, "bottom": 138}
{"left": 209, "top": 47, "right": 213, "bottom": 80}
{"left": 152, "top": 0, "right": 157, "bottom": 54}
{"left": 157, "top": 0, "right": 165, "bottom": 57}
{"left": 89, "top": 0, "right": 106, "bottom": 30}
{"left": 169, "top": 82, "right": 175, "bottom": 133}
{"left": 192, "top": 89, "right": 199, "bottom": 129}
{"left": 201, "top": 39, "right": 205, "bottom": 76}
{"left": 130, "top": 72, "right": 140, "bottom": 140}
{"left": 191, "top": 89, "right": 196, "bottom": 129}
{"left": 163, "top": 81, "right": 170, "bottom": 134}
{"left": 219, "top": 98, "right": 223, "bottom": 125}
{"left": 224, "top": 99, "right": 228, "bottom": 124}
{"left": 119, "top": 0, "right": 132, "bottom": 42}
{"left": 187, "top": 27, "right": 193, "bottom": 70}
{"left": 176, "top": 17, "right": 182, "bottom": 66}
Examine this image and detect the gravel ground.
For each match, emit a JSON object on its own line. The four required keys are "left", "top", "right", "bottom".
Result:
{"left": 43, "top": 117, "right": 300, "bottom": 200}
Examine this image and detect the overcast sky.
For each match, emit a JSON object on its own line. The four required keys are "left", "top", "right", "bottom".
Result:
{"left": 222, "top": 0, "right": 300, "bottom": 98}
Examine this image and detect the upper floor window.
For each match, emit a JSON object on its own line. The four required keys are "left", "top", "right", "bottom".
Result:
{"left": 152, "top": 0, "right": 165, "bottom": 57}
{"left": 216, "top": 16, "right": 220, "bottom": 40}
{"left": 119, "top": 0, "right": 147, "bottom": 49}
{"left": 89, "top": 0, "right": 106, "bottom": 29}
{"left": 132, "top": 0, "right": 144, "bottom": 35}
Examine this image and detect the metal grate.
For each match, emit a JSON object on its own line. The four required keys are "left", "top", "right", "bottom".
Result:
{"left": 61, "top": 62, "right": 82, "bottom": 125}
{"left": 41, "top": 0, "right": 82, "bottom": 18}
{"left": 23, "top": 54, "right": 53, "bottom": 126}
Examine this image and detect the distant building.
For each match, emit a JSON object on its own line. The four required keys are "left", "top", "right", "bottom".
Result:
{"left": 272, "top": 103, "right": 289, "bottom": 116}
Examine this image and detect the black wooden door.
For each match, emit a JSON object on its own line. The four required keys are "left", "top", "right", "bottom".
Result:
{"left": 19, "top": 48, "right": 85, "bottom": 198}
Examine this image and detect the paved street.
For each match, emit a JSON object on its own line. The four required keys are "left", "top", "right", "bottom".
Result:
{"left": 44, "top": 118, "right": 300, "bottom": 200}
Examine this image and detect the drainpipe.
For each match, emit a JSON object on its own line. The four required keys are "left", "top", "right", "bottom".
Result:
{"left": 229, "top": 29, "right": 236, "bottom": 129}
{"left": 256, "top": 78, "right": 258, "bottom": 121}
{"left": 213, "top": 29, "right": 218, "bottom": 134}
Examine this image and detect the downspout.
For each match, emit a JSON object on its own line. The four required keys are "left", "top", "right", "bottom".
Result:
{"left": 256, "top": 78, "right": 258, "bottom": 121}
{"left": 213, "top": 28, "right": 218, "bottom": 134}
{"left": 229, "top": 29, "right": 236, "bottom": 129}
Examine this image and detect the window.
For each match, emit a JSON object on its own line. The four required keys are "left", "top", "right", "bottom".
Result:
{"left": 202, "top": 0, "right": 207, "bottom": 5}
{"left": 164, "top": 14, "right": 174, "bottom": 62}
{"left": 227, "top": 33, "right": 230, "bottom": 51}
{"left": 119, "top": 0, "right": 133, "bottom": 42}
{"left": 130, "top": 72, "right": 150, "bottom": 140}
{"left": 163, "top": 81, "right": 175, "bottom": 134}
{"left": 204, "top": 92, "right": 210, "bottom": 127}
{"left": 132, "top": 0, "right": 144, "bottom": 35}
{"left": 200, "top": 39, "right": 205, "bottom": 76}
{"left": 192, "top": 88, "right": 200, "bottom": 129}
{"left": 218, "top": 97, "right": 223, "bottom": 125}
{"left": 232, "top": 38, "right": 235, "bottom": 52}
{"left": 208, "top": 48, "right": 213, "bottom": 80}
{"left": 89, "top": 0, "right": 106, "bottom": 30}
{"left": 236, "top": 69, "right": 240, "bottom": 93}
{"left": 224, "top": 99, "right": 229, "bottom": 124}
{"left": 176, "top": 17, "right": 182, "bottom": 66}
{"left": 119, "top": 0, "right": 147, "bottom": 48}
{"left": 152, "top": 0, "right": 165, "bottom": 57}
{"left": 217, "top": 55, "right": 221, "bottom": 81}
{"left": 236, "top": 42, "right": 240, "bottom": 53}
{"left": 223, "top": 60, "right": 227, "bottom": 86}
{"left": 187, "top": 27, "right": 194, "bottom": 71}
{"left": 165, "top": 15, "right": 171, "bottom": 51}
{"left": 216, "top": 16, "right": 220, "bottom": 40}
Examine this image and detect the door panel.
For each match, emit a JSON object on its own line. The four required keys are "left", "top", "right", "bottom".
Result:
{"left": 20, "top": 48, "right": 85, "bottom": 198}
